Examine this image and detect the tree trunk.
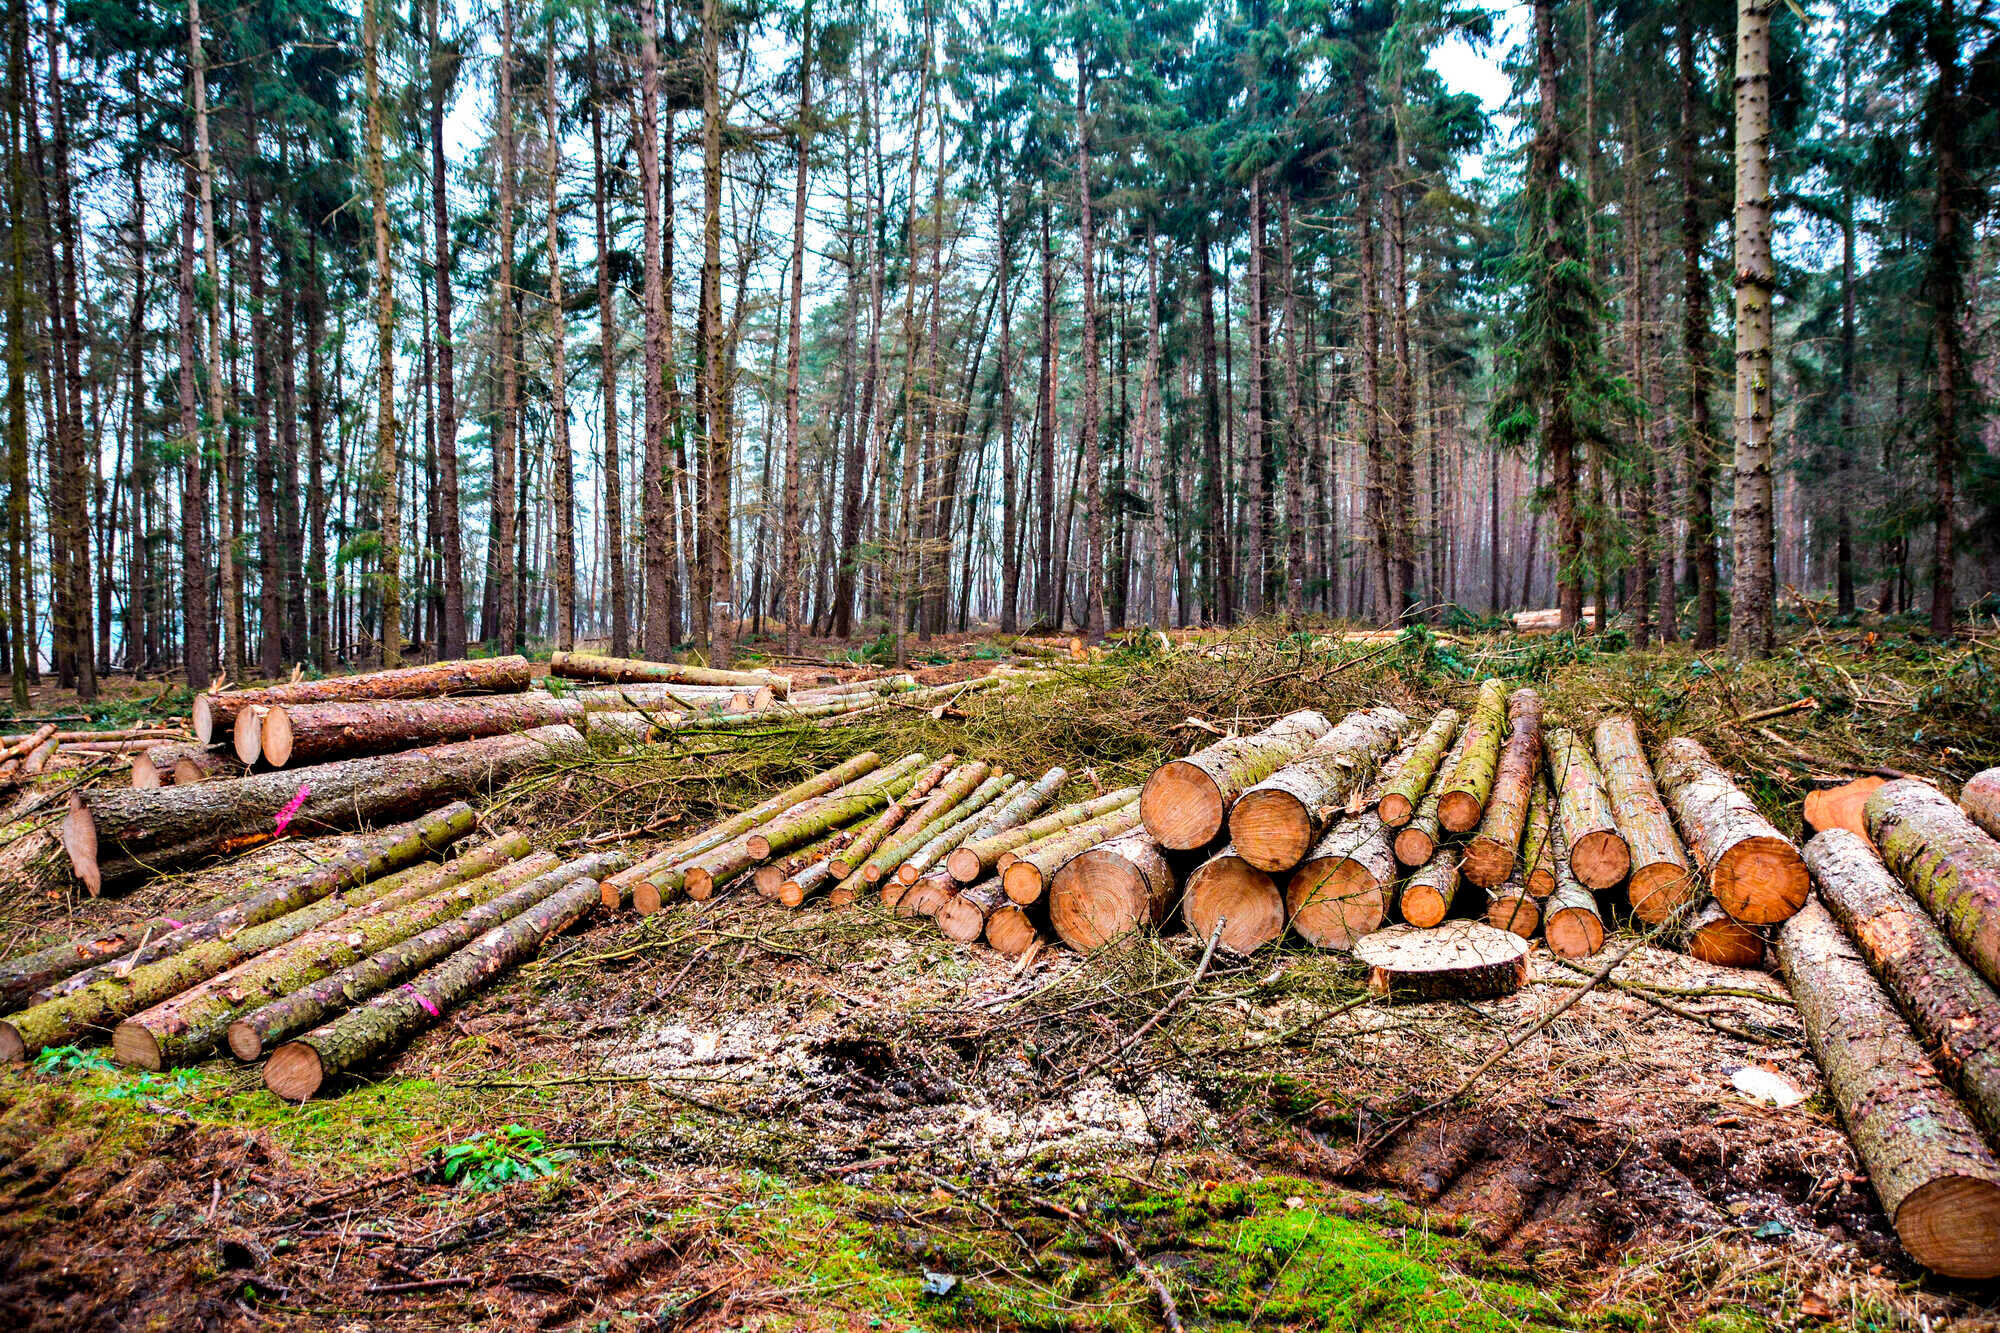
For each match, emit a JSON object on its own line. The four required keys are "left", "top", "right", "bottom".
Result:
{"left": 1228, "top": 706, "right": 1409, "bottom": 873}
{"left": 196, "top": 655, "right": 532, "bottom": 745}
{"left": 6, "top": 3, "right": 34, "bottom": 705}
{"left": 1546, "top": 725, "right": 1632, "bottom": 890}
{"left": 426, "top": 0, "right": 465, "bottom": 658}
{"left": 1593, "top": 715, "right": 1695, "bottom": 920}
{"left": 1864, "top": 779, "right": 2000, "bottom": 991}
{"left": 362, "top": 0, "right": 401, "bottom": 667}
{"left": 1727, "top": 0, "right": 1776, "bottom": 660}
{"left": 698, "top": 0, "right": 733, "bottom": 664}
{"left": 1462, "top": 689, "right": 1544, "bottom": 887}
{"left": 262, "top": 694, "right": 589, "bottom": 769}
{"left": 779, "top": 9, "right": 813, "bottom": 655}
{"left": 1287, "top": 813, "right": 1395, "bottom": 950}
{"left": 1927, "top": 0, "right": 1964, "bottom": 635}
{"left": 1199, "top": 221, "right": 1229, "bottom": 623}
{"left": 1436, "top": 678, "right": 1508, "bottom": 832}
{"left": 492, "top": 0, "right": 520, "bottom": 650}
{"left": 1656, "top": 736, "right": 1809, "bottom": 923}
{"left": 1679, "top": 21, "right": 1719, "bottom": 648}
{"left": 1775, "top": 899, "right": 2000, "bottom": 1279}
{"left": 544, "top": 31, "right": 575, "bottom": 653}
{"left": 1139, "top": 708, "right": 1333, "bottom": 851}
{"left": 1377, "top": 708, "right": 1460, "bottom": 827}
{"left": 1243, "top": 173, "right": 1267, "bottom": 617}
{"left": 1049, "top": 826, "right": 1174, "bottom": 952}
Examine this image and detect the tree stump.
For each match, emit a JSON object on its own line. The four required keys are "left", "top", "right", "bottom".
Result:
{"left": 1354, "top": 922, "right": 1530, "bottom": 1000}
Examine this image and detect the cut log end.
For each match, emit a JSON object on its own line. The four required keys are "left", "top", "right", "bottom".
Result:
{"left": 193, "top": 694, "right": 217, "bottom": 746}
{"left": 1714, "top": 836, "right": 1811, "bottom": 925}
{"left": 264, "top": 1041, "right": 327, "bottom": 1101}
{"left": 1895, "top": 1174, "right": 2000, "bottom": 1280}
{"left": 1628, "top": 864, "right": 1699, "bottom": 923}
{"left": 131, "top": 755, "right": 165, "bottom": 788}
{"left": 1376, "top": 791, "right": 1414, "bottom": 828}
{"left": 234, "top": 705, "right": 265, "bottom": 766}
{"left": 1459, "top": 837, "right": 1514, "bottom": 889}
{"left": 1392, "top": 826, "right": 1435, "bottom": 868}
{"left": 633, "top": 882, "right": 666, "bottom": 915}
{"left": 227, "top": 1020, "right": 265, "bottom": 1062}
{"left": 1437, "top": 790, "right": 1483, "bottom": 834}
{"left": 1686, "top": 902, "right": 1766, "bottom": 969}
{"left": 683, "top": 867, "right": 716, "bottom": 900}
{"left": 1228, "top": 790, "right": 1315, "bottom": 873}
{"left": 111, "top": 1021, "right": 164, "bottom": 1072}
{"left": 1803, "top": 776, "right": 1886, "bottom": 841}
{"left": 1139, "top": 762, "right": 1225, "bottom": 851}
{"left": 753, "top": 864, "right": 785, "bottom": 897}
{"left": 1001, "top": 860, "right": 1045, "bottom": 905}
{"left": 0, "top": 1023, "right": 25, "bottom": 1063}
{"left": 1354, "top": 922, "right": 1530, "bottom": 999}
{"left": 61, "top": 794, "right": 101, "bottom": 897}
{"left": 945, "top": 846, "right": 983, "bottom": 883}
{"left": 1568, "top": 829, "right": 1632, "bottom": 891}
{"left": 1048, "top": 850, "right": 1149, "bottom": 952}
{"left": 746, "top": 834, "right": 776, "bottom": 860}
{"left": 262, "top": 706, "right": 296, "bottom": 767}
{"left": 1544, "top": 901, "right": 1607, "bottom": 959}
{"left": 1285, "top": 861, "right": 1385, "bottom": 951}
{"left": 936, "top": 896, "right": 986, "bottom": 942}
{"left": 1485, "top": 890, "right": 1541, "bottom": 938}
{"left": 1182, "top": 856, "right": 1283, "bottom": 955}
{"left": 985, "top": 906, "right": 1039, "bottom": 956}
{"left": 1399, "top": 881, "right": 1449, "bottom": 929}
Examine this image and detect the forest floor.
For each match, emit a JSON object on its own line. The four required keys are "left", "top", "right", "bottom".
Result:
{"left": 2, "top": 617, "right": 1998, "bottom": 1331}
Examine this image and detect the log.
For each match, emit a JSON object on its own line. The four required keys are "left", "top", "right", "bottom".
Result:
{"left": 546, "top": 650, "right": 788, "bottom": 697}
{"left": 896, "top": 873, "right": 956, "bottom": 920}
{"left": 1775, "top": 899, "right": 2000, "bottom": 1279}
{"left": 114, "top": 848, "right": 628, "bottom": 1070}
{"left": 1397, "top": 842, "right": 1460, "bottom": 929}
{"left": 62, "top": 725, "right": 581, "bottom": 895}
{"left": 598, "top": 751, "right": 886, "bottom": 909}
{"left": 1435, "top": 679, "right": 1507, "bottom": 832}
{"left": 1806, "top": 828, "right": 2000, "bottom": 1145}
{"left": 1180, "top": 845, "right": 1283, "bottom": 955}
{"left": 1865, "top": 779, "right": 2000, "bottom": 992}
{"left": 954, "top": 767, "right": 1067, "bottom": 850}
{"left": 17, "top": 804, "right": 482, "bottom": 1007}
{"left": 1544, "top": 727, "right": 1631, "bottom": 891}
{"left": 1391, "top": 729, "right": 1472, "bottom": 868}
{"left": 1285, "top": 814, "right": 1395, "bottom": 950}
{"left": 561, "top": 682, "right": 769, "bottom": 714}
{"left": 1353, "top": 921, "right": 1530, "bottom": 1000}
{"left": 1376, "top": 709, "right": 1460, "bottom": 827}
{"left": 1138, "top": 708, "right": 1332, "bottom": 851}
{"left": 229, "top": 852, "right": 626, "bottom": 1061}
{"left": 261, "top": 693, "right": 589, "bottom": 768}
{"left": 265, "top": 872, "right": 604, "bottom": 1100}
{"left": 826, "top": 753, "right": 958, "bottom": 880}
{"left": 0, "top": 723, "right": 55, "bottom": 766}
{"left": 175, "top": 750, "right": 246, "bottom": 785}
{"left": 1, "top": 878, "right": 273, "bottom": 1012}
{"left": 985, "top": 904, "right": 1043, "bottom": 957}
{"left": 1518, "top": 772, "right": 1556, "bottom": 896}
{"left": 1656, "top": 738, "right": 1809, "bottom": 925}
{"left": 1227, "top": 706, "right": 1409, "bottom": 873}
{"left": 756, "top": 824, "right": 850, "bottom": 897}
{"left": 1000, "top": 804, "right": 1144, "bottom": 906}
{"left": 682, "top": 756, "right": 928, "bottom": 900}
{"left": 1592, "top": 716, "right": 1695, "bottom": 920}
{"left": 895, "top": 775, "right": 1019, "bottom": 884}
{"left": 847, "top": 761, "right": 993, "bottom": 888}
{"left": 1048, "top": 827, "right": 1177, "bottom": 952}
{"left": 948, "top": 786, "right": 1139, "bottom": 884}
{"left": 1542, "top": 880, "right": 1606, "bottom": 958}
{"left": 1484, "top": 883, "right": 1541, "bottom": 938}
{"left": 1804, "top": 776, "right": 1888, "bottom": 842}
{"left": 1510, "top": 605, "right": 1597, "bottom": 633}
{"left": 1681, "top": 899, "right": 1765, "bottom": 967}
{"left": 1962, "top": 767, "right": 2000, "bottom": 841}
{"left": 777, "top": 856, "right": 837, "bottom": 906}
{"left": 194, "top": 656, "right": 533, "bottom": 746}
{"left": 1460, "top": 689, "right": 1543, "bottom": 887}
{"left": 936, "top": 879, "right": 1009, "bottom": 943}
{"left": 0, "top": 837, "right": 540, "bottom": 1061}
{"left": 131, "top": 742, "right": 204, "bottom": 789}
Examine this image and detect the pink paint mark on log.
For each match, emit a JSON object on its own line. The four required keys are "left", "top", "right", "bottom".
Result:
{"left": 400, "top": 982, "right": 439, "bottom": 1017}
{"left": 273, "top": 783, "right": 311, "bottom": 836}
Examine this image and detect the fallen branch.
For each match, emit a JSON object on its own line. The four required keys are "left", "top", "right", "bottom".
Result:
{"left": 1058, "top": 918, "right": 1225, "bottom": 1091}
{"left": 1028, "top": 1194, "right": 1185, "bottom": 1333}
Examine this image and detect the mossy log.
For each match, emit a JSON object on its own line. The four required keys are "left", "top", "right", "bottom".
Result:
{"left": 1806, "top": 828, "right": 2000, "bottom": 1145}
{"left": 1228, "top": 706, "right": 1409, "bottom": 873}
{"left": 1397, "top": 842, "right": 1461, "bottom": 929}
{"left": 1518, "top": 773, "right": 1556, "bottom": 896}
{"left": 1435, "top": 679, "right": 1508, "bottom": 833}
{"left": 264, "top": 873, "right": 604, "bottom": 1100}
{"left": 937, "top": 879, "right": 1009, "bottom": 943}
{"left": 1485, "top": 882, "right": 1541, "bottom": 938}
{"left": 1049, "top": 827, "right": 1177, "bottom": 952}
{"left": 1286, "top": 814, "right": 1395, "bottom": 950}
{"left": 21, "top": 804, "right": 480, "bottom": 1008}
{"left": 948, "top": 786, "right": 1139, "bottom": 884}
{"left": 1656, "top": 737, "right": 1808, "bottom": 925}
{"left": 195, "top": 656, "right": 533, "bottom": 748}
{"left": 684, "top": 758, "right": 927, "bottom": 900}
{"left": 602, "top": 751, "right": 886, "bottom": 910}
{"left": 1461, "top": 690, "right": 1543, "bottom": 887}
{"left": 756, "top": 824, "right": 851, "bottom": 898}
{"left": 114, "top": 848, "right": 626, "bottom": 1070}
{"left": 1376, "top": 709, "right": 1460, "bottom": 827}
{"left": 957, "top": 767, "right": 1067, "bottom": 848}
{"left": 63, "top": 725, "right": 581, "bottom": 895}
{"left": 1354, "top": 921, "right": 1529, "bottom": 1000}
{"left": 1865, "top": 779, "right": 2000, "bottom": 992}
{"left": 1139, "top": 708, "right": 1331, "bottom": 851}
{"left": 2, "top": 877, "right": 268, "bottom": 1011}
{"left": 1545, "top": 727, "right": 1631, "bottom": 891}
{"left": 1000, "top": 805, "right": 1144, "bottom": 906}
{"left": 1180, "top": 845, "right": 1283, "bottom": 955}
{"left": 1775, "top": 899, "right": 2000, "bottom": 1279}
{"left": 1682, "top": 900, "right": 1767, "bottom": 968}
{"left": 261, "top": 693, "right": 589, "bottom": 768}
{"left": 1961, "top": 767, "right": 2000, "bottom": 841}
{"left": 896, "top": 776, "right": 1019, "bottom": 884}
{"left": 0, "top": 838, "right": 539, "bottom": 1061}
{"left": 1591, "top": 716, "right": 1695, "bottom": 920}
{"left": 546, "top": 650, "right": 787, "bottom": 697}
{"left": 827, "top": 754, "right": 959, "bottom": 880}
{"left": 844, "top": 760, "right": 994, "bottom": 890}
{"left": 229, "top": 852, "right": 626, "bottom": 1061}
{"left": 1392, "top": 729, "right": 1473, "bottom": 868}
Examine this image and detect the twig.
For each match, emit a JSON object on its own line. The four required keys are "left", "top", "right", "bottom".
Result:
{"left": 1028, "top": 1193, "right": 1185, "bottom": 1333}
{"left": 1539, "top": 975, "right": 1789, "bottom": 1046}
{"left": 364, "top": 1277, "right": 474, "bottom": 1296}
{"left": 1730, "top": 697, "right": 1817, "bottom": 726}
{"left": 1058, "top": 918, "right": 1225, "bottom": 1091}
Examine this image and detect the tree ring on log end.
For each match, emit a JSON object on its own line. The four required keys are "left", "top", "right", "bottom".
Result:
{"left": 61, "top": 794, "right": 101, "bottom": 896}
{"left": 1714, "top": 836, "right": 1810, "bottom": 924}
{"left": 1895, "top": 1174, "right": 2000, "bottom": 1279}
{"left": 1285, "top": 860, "right": 1385, "bottom": 951}
{"left": 111, "top": 1022, "right": 165, "bottom": 1072}
{"left": 1568, "top": 829, "right": 1632, "bottom": 890}
{"left": 1139, "top": 761, "right": 1225, "bottom": 851}
{"left": 1353, "top": 921, "right": 1529, "bottom": 1000}
{"left": 265, "top": 1041, "right": 327, "bottom": 1101}
{"left": 1183, "top": 855, "right": 1283, "bottom": 955}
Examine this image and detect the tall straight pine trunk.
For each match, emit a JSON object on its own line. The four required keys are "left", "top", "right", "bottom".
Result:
{"left": 1727, "top": 0, "right": 1776, "bottom": 659}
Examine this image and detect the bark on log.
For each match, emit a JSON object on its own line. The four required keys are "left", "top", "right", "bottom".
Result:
{"left": 262, "top": 694, "right": 589, "bottom": 768}
{"left": 1540, "top": 820, "right": 1606, "bottom": 957}
{"left": 1435, "top": 679, "right": 1508, "bottom": 833}
{"left": 229, "top": 852, "right": 627, "bottom": 1061}
{"left": 948, "top": 787, "right": 1138, "bottom": 884}
{"left": 547, "top": 650, "right": 787, "bottom": 697}
{"left": 132, "top": 743, "right": 204, "bottom": 789}
{"left": 1180, "top": 845, "right": 1283, "bottom": 955}
{"left": 20, "top": 805, "right": 481, "bottom": 1007}
{"left": 1461, "top": 690, "right": 1543, "bottom": 887}
{"left": 683, "top": 757, "right": 928, "bottom": 900}
{"left": 1683, "top": 899, "right": 1766, "bottom": 968}
{"left": 1962, "top": 767, "right": 2000, "bottom": 841}
{"left": 1227, "top": 707, "right": 1409, "bottom": 873}
{"left": 1593, "top": 716, "right": 1695, "bottom": 920}
{"left": 825, "top": 754, "right": 958, "bottom": 880}
{"left": 561, "top": 682, "right": 770, "bottom": 715}
{"left": 1285, "top": 814, "right": 1395, "bottom": 950}
{"left": 63, "top": 726, "right": 581, "bottom": 895}
{"left": 1656, "top": 738, "right": 1809, "bottom": 925}
{"left": 895, "top": 776, "right": 1018, "bottom": 884}
{"left": 958, "top": 767, "right": 1067, "bottom": 847}
{"left": 937, "top": 879, "right": 1009, "bottom": 943}
{"left": 1485, "top": 883, "right": 1541, "bottom": 938}
{"left": 264, "top": 873, "right": 604, "bottom": 1100}
{"left": 1392, "top": 730, "right": 1472, "bottom": 868}
{"left": 1776, "top": 899, "right": 2000, "bottom": 1279}
{"left": 1, "top": 875, "right": 271, "bottom": 1011}
{"left": 0, "top": 838, "right": 539, "bottom": 1061}
{"left": 1865, "top": 779, "right": 2000, "bottom": 992}
{"left": 195, "top": 656, "right": 534, "bottom": 746}
{"left": 1807, "top": 828, "right": 2000, "bottom": 1144}
{"left": 1804, "top": 776, "right": 1888, "bottom": 842}
{"left": 1139, "top": 709, "right": 1332, "bottom": 851}
{"left": 1354, "top": 921, "right": 1530, "bottom": 1000}
{"left": 757, "top": 825, "right": 849, "bottom": 897}
{"left": 777, "top": 856, "right": 837, "bottom": 907}
{"left": 0, "top": 724, "right": 56, "bottom": 765}
{"left": 1397, "top": 842, "right": 1460, "bottom": 929}
{"left": 1376, "top": 709, "right": 1460, "bottom": 827}
{"left": 1000, "top": 805, "right": 1144, "bottom": 906}
{"left": 896, "top": 874, "right": 956, "bottom": 920}
{"left": 1049, "top": 827, "right": 1177, "bottom": 952}
{"left": 114, "top": 849, "right": 626, "bottom": 1069}
{"left": 598, "top": 751, "right": 885, "bottom": 909}
{"left": 1545, "top": 727, "right": 1631, "bottom": 891}
{"left": 1518, "top": 772, "right": 1556, "bottom": 896}
{"left": 845, "top": 761, "right": 993, "bottom": 889}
